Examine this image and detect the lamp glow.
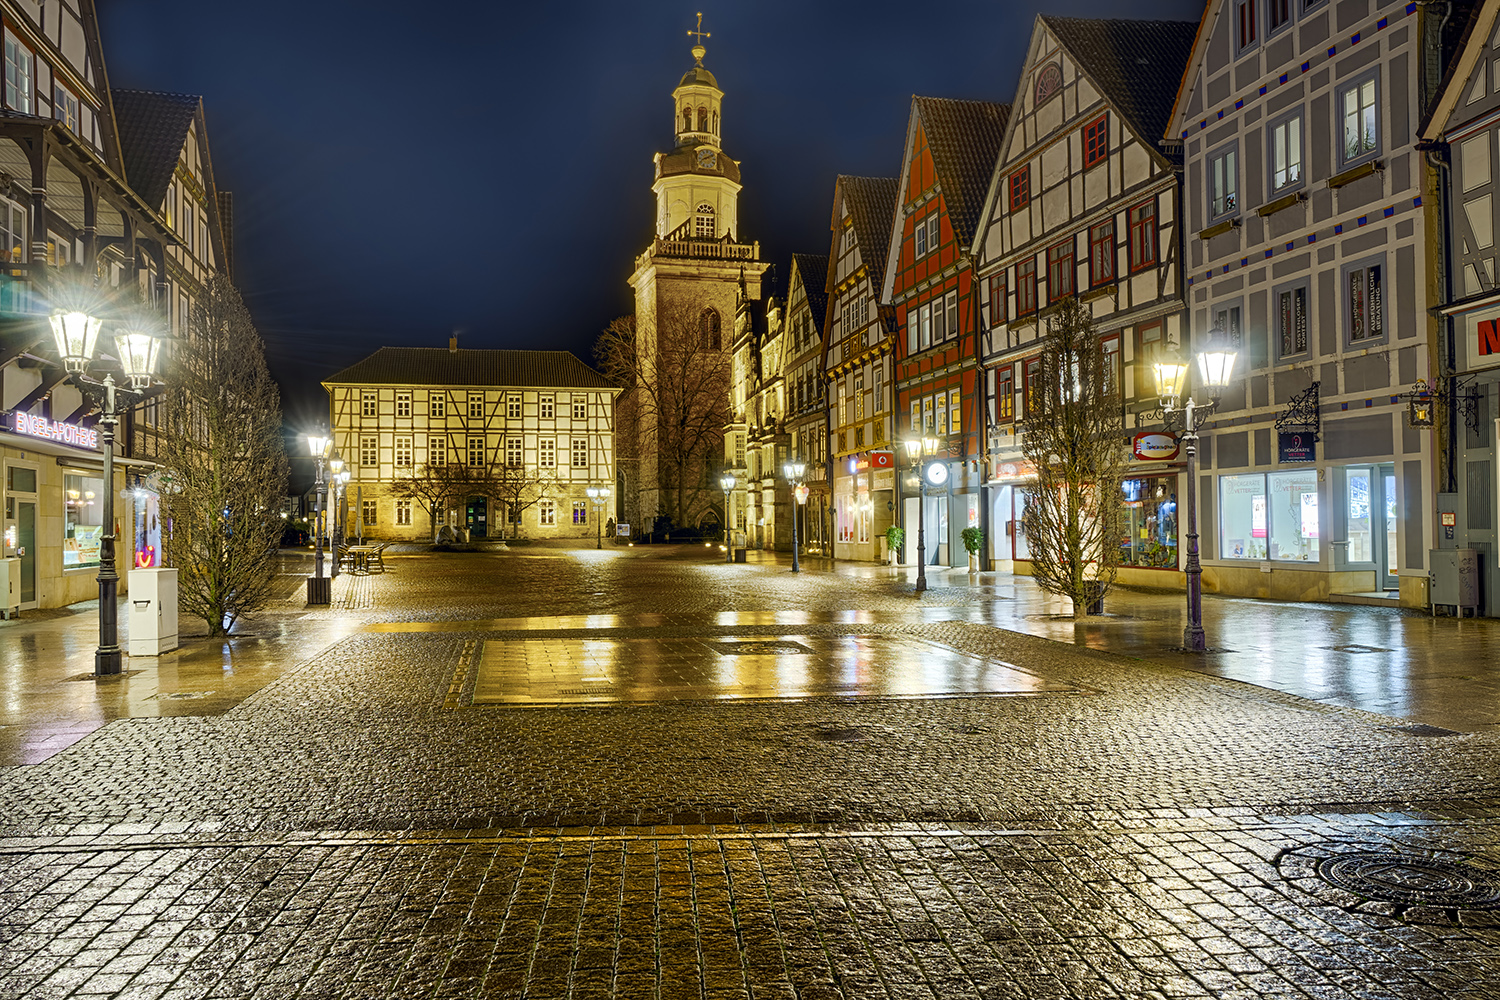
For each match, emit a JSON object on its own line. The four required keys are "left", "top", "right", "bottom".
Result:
{"left": 1196, "top": 325, "right": 1239, "bottom": 394}
{"left": 50, "top": 309, "right": 102, "bottom": 372}
{"left": 1152, "top": 346, "right": 1189, "bottom": 401}
{"left": 113, "top": 328, "right": 162, "bottom": 389}
{"left": 306, "top": 434, "right": 329, "bottom": 457}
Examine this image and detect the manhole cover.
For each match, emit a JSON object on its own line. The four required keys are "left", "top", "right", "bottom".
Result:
{"left": 1280, "top": 842, "right": 1500, "bottom": 920}
{"left": 151, "top": 691, "right": 215, "bottom": 701}
{"left": 712, "top": 640, "right": 813, "bottom": 656}
{"left": 1391, "top": 724, "right": 1462, "bottom": 737}
{"left": 1327, "top": 644, "right": 1392, "bottom": 653}
{"left": 813, "top": 727, "right": 865, "bottom": 742}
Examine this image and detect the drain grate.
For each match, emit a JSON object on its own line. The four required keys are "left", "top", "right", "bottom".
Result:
{"left": 1327, "top": 644, "right": 1392, "bottom": 653}
{"left": 813, "top": 727, "right": 865, "bottom": 743}
{"left": 1390, "top": 724, "right": 1462, "bottom": 738}
{"left": 711, "top": 640, "right": 813, "bottom": 656}
{"left": 1281, "top": 842, "right": 1500, "bottom": 920}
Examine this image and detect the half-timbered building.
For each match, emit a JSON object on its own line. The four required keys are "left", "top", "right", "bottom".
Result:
{"left": 882, "top": 98, "right": 1008, "bottom": 570}
{"left": 826, "top": 175, "right": 898, "bottom": 563}
{"left": 783, "top": 252, "right": 830, "bottom": 555}
{"left": 323, "top": 346, "right": 619, "bottom": 542}
{"left": 726, "top": 277, "right": 787, "bottom": 550}
{"left": 1169, "top": 0, "right": 1451, "bottom": 606}
{"left": 973, "top": 16, "right": 1196, "bottom": 584}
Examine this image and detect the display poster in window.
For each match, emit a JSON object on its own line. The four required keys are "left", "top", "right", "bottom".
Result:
{"left": 1251, "top": 495, "right": 1267, "bottom": 538}
{"left": 1278, "top": 431, "right": 1316, "bottom": 463}
{"left": 1300, "top": 492, "right": 1319, "bottom": 539}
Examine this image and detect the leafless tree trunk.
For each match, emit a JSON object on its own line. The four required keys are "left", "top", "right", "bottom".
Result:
{"left": 486, "top": 462, "right": 557, "bottom": 538}
{"left": 387, "top": 462, "right": 471, "bottom": 539}
{"left": 1020, "top": 296, "right": 1128, "bottom": 619}
{"left": 160, "top": 275, "right": 288, "bottom": 635}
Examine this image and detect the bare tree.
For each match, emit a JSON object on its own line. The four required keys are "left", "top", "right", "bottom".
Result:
{"left": 387, "top": 462, "right": 471, "bottom": 539}
{"left": 160, "top": 275, "right": 288, "bottom": 635}
{"left": 486, "top": 462, "right": 557, "bottom": 538}
{"left": 1020, "top": 295, "right": 1128, "bottom": 619}
{"left": 595, "top": 306, "right": 730, "bottom": 530}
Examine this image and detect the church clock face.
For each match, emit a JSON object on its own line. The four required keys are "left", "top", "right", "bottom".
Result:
{"left": 696, "top": 147, "right": 717, "bottom": 169}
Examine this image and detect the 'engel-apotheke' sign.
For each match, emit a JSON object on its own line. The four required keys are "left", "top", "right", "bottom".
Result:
{"left": 11, "top": 411, "right": 98, "bottom": 449}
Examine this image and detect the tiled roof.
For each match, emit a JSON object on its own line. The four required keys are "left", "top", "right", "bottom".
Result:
{"left": 839, "top": 176, "right": 898, "bottom": 284}
{"left": 112, "top": 89, "right": 200, "bottom": 210}
{"left": 1041, "top": 17, "right": 1199, "bottom": 150}
{"left": 323, "top": 348, "right": 618, "bottom": 390}
{"left": 789, "top": 252, "right": 829, "bottom": 331}
{"left": 913, "top": 97, "right": 1010, "bottom": 249}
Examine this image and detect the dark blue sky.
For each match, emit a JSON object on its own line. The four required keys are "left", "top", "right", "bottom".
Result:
{"left": 99, "top": 0, "right": 1204, "bottom": 430}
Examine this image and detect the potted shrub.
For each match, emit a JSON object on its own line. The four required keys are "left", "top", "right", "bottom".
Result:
{"left": 961, "top": 526, "right": 984, "bottom": 572}
{"left": 885, "top": 525, "right": 905, "bottom": 565}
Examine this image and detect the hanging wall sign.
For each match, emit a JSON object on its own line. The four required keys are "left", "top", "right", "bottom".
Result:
{"left": 1277, "top": 431, "right": 1316, "bottom": 463}
{"left": 1131, "top": 431, "right": 1180, "bottom": 461}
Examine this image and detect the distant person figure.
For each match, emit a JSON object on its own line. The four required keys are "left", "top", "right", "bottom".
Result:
{"left": 606, "top": 517, "right": 616, "bottom": 537}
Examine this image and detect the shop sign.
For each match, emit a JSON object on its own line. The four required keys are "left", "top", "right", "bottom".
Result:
{"left": 991, "top": 460, "right": 1036, "bottom": 482}
{"left": 1131, "top": 431, "right": 1179, "bottom": 461}
{"left": 1461, "top": 302, "right": 1500, "bottom": 370}
{"left": 616, "top": 523, "right": 630, "bottom": 536}
{"left": 12, "top": 411, "right": 98, "bottom": 449}
{"left": 1277, "top": 431, "right": 1315, "bottom": 464}
{"left": 856, "top": 451, "right": 894, "bottom": 471}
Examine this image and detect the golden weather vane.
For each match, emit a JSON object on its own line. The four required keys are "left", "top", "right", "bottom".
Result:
{"left": 688, "top": 12, "right": 710, "bottom": 47}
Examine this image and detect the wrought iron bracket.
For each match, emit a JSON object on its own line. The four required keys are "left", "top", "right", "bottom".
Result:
{"left": 1451, "top": 374, "right": 1486, "bottom": 435}
{"left": 1274, "top": 380, "right": 1321, "bottom": 440}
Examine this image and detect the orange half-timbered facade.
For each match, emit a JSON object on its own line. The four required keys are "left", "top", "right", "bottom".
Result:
{"left": 973, "top": 16, "right": 1196, "bottom": 581}
{"left": 881, "top": 98, "right": 1008, "bottom": 570}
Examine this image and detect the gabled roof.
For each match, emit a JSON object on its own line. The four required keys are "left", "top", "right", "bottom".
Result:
{"left": 111, "top": 89, "right": 200, "bottom": 210}
{"left": 1419, "top": 0, "right": 1499, "bottom": 139}
{"left": 323, "top": 348, "right": 618, "bottom": 391}
{"left": 837, "top": 175, "right": 899, "bottom": 283}
{"left": 911, "top": 97, "right": 1010, "bottom": 250}
{"left": 790, "top": 252, "right": 829, "bottom": 332}
{"left": 1041, "top": 17, "right": 1199, "bottom": 152}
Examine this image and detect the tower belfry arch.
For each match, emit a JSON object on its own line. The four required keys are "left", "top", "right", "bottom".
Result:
{"left": 625, "top": 21, "right": 768, "bottom": 533}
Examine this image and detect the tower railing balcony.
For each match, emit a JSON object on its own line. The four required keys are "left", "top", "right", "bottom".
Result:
{"left": 636, "top": 236, "right": 760, "bottom": 270}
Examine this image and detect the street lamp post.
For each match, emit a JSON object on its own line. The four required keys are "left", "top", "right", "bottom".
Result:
{"left": 586, "top": 486, "right": 610, "bottom": 549}
{"left": 306, "top": 434, "right": 330, "bottom": 604}
{"left": 1153, "top": 325, "right": 1239, "bottom": 652}
{"left": 720, "top": 472, "right": 735, "bottom": 564}
{"left": 50, "top": 307, "right": 166, "bottom": 676}
{"left": 327, "top": 457, "right": 345, "bottom": 579}
{"left": 902, "top": 436, "right": 941, "bottom": 594}
{"left": 782, "top": 459, "right": 806, "bottom": 573}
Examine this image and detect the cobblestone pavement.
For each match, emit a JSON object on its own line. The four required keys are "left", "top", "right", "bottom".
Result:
{"left": 2, "top": 547, "right": 1500, "bottom": 998}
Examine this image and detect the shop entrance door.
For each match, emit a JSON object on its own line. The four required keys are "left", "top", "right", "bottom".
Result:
{"left": 17, "top": 500, "right": 35, "bottom": 607}
{"left": 1381, "top": 465, "right": 1398, "bottom": 591}
{"left": 1347, "top": 465, "right": 1398, "bottom": 591}
{"left": 466, "top": 496, "right": 488, "bottom": 538}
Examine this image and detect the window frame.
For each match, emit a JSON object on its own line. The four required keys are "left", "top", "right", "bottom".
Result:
{"left": 1267, "top": 109, "right": 1305, "bottom": 196}
{"left": 1267, "top": 0, "right": 1292, "bottom": 36}
{"left": 429, "top": 435, "right": 446, "bottom": 466}
{"left": 572, "top": 397, "right": 587, "bottom": 420}
{"left": 996, "top": 364, "right": 1015, "bottom": 423}
{"left": 1081, "top": 114, "right": 1108, "bottom": 170}
{"left": 540, "top": 395, "right": 555, "bottom": 420}
{"left": 573, "top": 501, "right": 588, "bottom": 525}
{"left": 395, "top": 500, "right": 412, "bottom": 526}
{"left": 1207, "top": 142, "right": 1240, "bottom": 222}
{"left": 395, "top": 392, "right": 411, "bottom": 418}
{"left": 1016, "top": 258, "right": 1038, "bottom": 317}
{"left": 1089, "top": 220, "right": 1115, "bottom": 287}
{"left": 1046, "top": 238, "right": 1075, "bottom": 303}
{"left": 987, "top": 272, "right": 1007, "bottom": 326}
{"left": 1343, "top": 254, "right": 1386, "bottom": 347}
{"left": 571, "top": 438, "right": 588, "bottom": 467}
{"left": 429, "top": 394, "right": 445, "bottom": 418}
{"left": 1022, "top": 357, "right": 1042, "bottom": 420}
{"left": 1338, "top": 72, "right": 1380, "bottom": 168}
{"left": 914, "top": 212, "right": 929, "bottom": 257}
{"left": 506, "top": 437, "right": 523, "bottom": 467}
{"left": 539, "top": 500, "right": 556, "bottom": 526}
{"left": 361, "top": 391, "right": 377, "bottom": 418}
{"left": 1234, "top": 0, "right": 1259, "bottom": 55}
{"left": 467, "top": 437, "right": 486, "bottom": 467}
{"left": 394, "top": 436, "right": 413, "bottom": 468}
{"left": 539, "top": 438, "right": 557, "bottom": 469}
{"left": 1128, "top": 200, "right": 1157, "bottom": 273}
{"left": 360, "top": 436, "right": 378, "bottom": 467}
{"left": 504, "top": 393, "right": 521, "bottom": 419}
{"left": 1273, "top": 279, "right": 1311, "bottom": 361}
{"left": 1008, "top": 167, "right": 1030, "bottom": 212}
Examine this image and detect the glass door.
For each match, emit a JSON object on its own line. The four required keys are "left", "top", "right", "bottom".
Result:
{"left": 1381, "top": 465, "right": 1398, "bottom": 591}
{"left": 17, "top": 500, "right": 35, "bottom": 606}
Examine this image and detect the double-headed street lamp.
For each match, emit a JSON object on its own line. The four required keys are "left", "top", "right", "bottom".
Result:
{"left": 782, "top": 459, "right": 806, "bottom": 573}
{"left": 585, "top": 486, "right": 611, "bottom": 549}
{"left": 1153, "top": 325, "right": 1239, "bottom": 652}
{"left": 306, "top": 434, "right": 331, "bottom": 604}
{"left": 327, "top": 457, "right": 346, "bottom": 579}
{"left": 719, "top": 472, "right": 735, "bottom": 564}
{"left": 50, "top": 306, "right": 166, "bottom": 676}
{"left": 901, "top": 435, "right": 942, "bottom": 594}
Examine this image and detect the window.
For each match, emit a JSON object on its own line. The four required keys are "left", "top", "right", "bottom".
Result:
{"left": 1101, "top": 335, "right": 1122, "bottom": 398}
{"left": 919, "top": 302, "right": 932, "bottom": 349}
{"left": 987, "top": 273, "right": 1007, "bottom": 326}
{"left": 540, "top": 395, "right": 554, "bottom": 419}
{"left": 505, "top": 394, "right": 521, "bottom": 418}
{"left": 0, "top": 197, "right": 25, "bottom": 263}
{"left": 945, "top": 290, "right": 959, "bottom": 341}
{"left": 1234, "top": 0, "right": 1257, "bottom": 52}
{"left": 926, "top": 215, "right": 940, "bottom": 254}
{"left": 63, "top": 473, "right": 103, "bottom": 568}
{"left": 394, "top": 436, "right": 413, "bottom": 467}
{"left": 540, "top": 500, "right": 556, "bottom": 526}
{"left": 539, "top": 439, "right": 556, "bottom": 468}
{"left": 1128, "top": 201, "right": 1157, "bottom": 272}
{"left": 362, "top": 500, "right": 377, "bottom": 527}
{"left": 1009, "top": 168, "right": 1030, "bottom": 211}
{"left": 906, "top": 309, "right": 918, "bottom": 353}
{"left": 395, "top": 392, "right": 411, "bottom": 418}
{"left": 1022, "top": 358, "right": 1042, "bottom": 418}
{"left": 1120, "top": 476, "right": 1179, "bottom": 568}
{"left": 932, "top": 296, "right": 946, "bottom": 342}
{"left": 1340, "top": 76, "right": 1378, "bottom": 164}
{"left": 1268, "top": 0, "right": 1291, "bottom": 32}
{"left": 395, "top": 500, "right": 412, "bottom": 526}
{"left": 573, "top": 501, "right": 588, "bottom": 525}
{"left": 1082, "top": 115, "right": 1108, "bottom": 169}
{"left": 1089, "top": 221, "right": 1115, "bottom": 287}
{"left": 1346, "top": 259, "right": 1384, "bottom": 343}
{"left": 572, "top": 396, "right": 587, "bottom": 420}
{"left": 1219, "top": 471, "right": 1319, "bottom": 561}
{"left": 1047, "top": 239, "right": 1075, "bottom": 302}
{"left": 934, "top": 393, "right": 947, "bottom": 436}
{"left": 506, "top": 438, "right": 523, "bottom": 467}
{"left": 700, "top": 308, "right": 721, "bottom": 350}
{"left": 572, "top": 438, "right": 588, "bottom": 467}
{"left": 429, "top": 395, "right": 445, "bottom": 418}
{"left": 1269, "top": 112, "right": 1304, "bottom": 193}
{"left": 1208, "top": 145, "right": 1238, "bottom": 219}
{"left": 429, "top": 436, "right": 446, "bottom": 466}
{"left": 1213, "top": 304, "right": 1244, "bottom": 351}
{"left": 361, "top": 391, "right": 377, "bottom": 417}
{"left": 949, "top": 391, "right": 962, "bottom": 435}
{"left": 360, "top": 436, "right": 378, "bottom": 466}
{"left": 468, "top": 437, "right": 486, "bottom": 467}
{"left": 471, "top": 393, "right": 488, "bottom": 419}
{"left": 3, "top": 31, "right": 32, "bottom": 113}
{"left": 855, "top": 377, "right": 865, "bottom": 420}
{"left": 996, "top": 365, "right": 1014, "bottom": 422}
{"left": 1016, "top": 258, "right": 1038, "bottom": 316}
{"left": 734, "top": 432, "right": 745, "bottom": 467}
{"left": 54, "top": 86, "right": 78, "bottom": 135}
{"left": 695, "top": 203, "right": 715, "bottom": 238}
{"left": 914, "top": 214, "right": 928, "bottom": 257}
{"left": 1276, "top": 284, "right": 1309, "bottom": 358}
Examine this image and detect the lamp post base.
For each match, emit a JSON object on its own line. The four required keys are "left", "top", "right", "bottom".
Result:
{"left": 307, "top": 576, "right": 331, "bottom": 606}
{"left": 94, "top": 648, "right": 123, "bottom": 676}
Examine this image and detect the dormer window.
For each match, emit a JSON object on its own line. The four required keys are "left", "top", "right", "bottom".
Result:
{"left": 695, "top": 203, "right": 715, "bottom": 238}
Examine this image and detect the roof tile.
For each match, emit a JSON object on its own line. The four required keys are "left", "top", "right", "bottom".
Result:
{"left": 111, "top": 89, "right": 200, "bottom": 210}
{"left": 323, "top": 348, "right": 617, "bottom": 390}
{"left": 913, "top": 97, "right": 1010, "bottom": 248}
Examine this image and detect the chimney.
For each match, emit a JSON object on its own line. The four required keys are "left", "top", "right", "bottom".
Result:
{"left": 216, "top": 191, "right": 234, "bottom": 280}
{"left": 449, "top": 334, "right": 458, "bottom": 353}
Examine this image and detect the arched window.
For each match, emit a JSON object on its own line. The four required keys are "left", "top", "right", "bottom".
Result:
{"left": 694, "top": 203, "right": 715, "bottom": 238}
{"left": 711, "top": 111, "right": 718, "bottom": 135}
{"left": 682, "top": 106, "right": 693, "bottom": 131}
{"left": 697, "top": 107, "right": 708, "bottom": 132}
{"left": 700, "top": 308, "right": 721, "bottom": 350}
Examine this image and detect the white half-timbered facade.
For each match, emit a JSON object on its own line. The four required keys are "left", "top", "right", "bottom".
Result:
{"left": 324, "top": 346, "right": 620, "bottom": 541}
{"left": 974, "top": 16, "right": 1197, "bottom": 582}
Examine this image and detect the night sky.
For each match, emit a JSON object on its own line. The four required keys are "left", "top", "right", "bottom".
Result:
{"left": 99, "top": 0, "right": 1204, "bottom": 433}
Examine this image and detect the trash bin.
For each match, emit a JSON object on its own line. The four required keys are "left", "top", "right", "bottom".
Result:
{"left": 128, "top": 568, "right": 179, "bottom": 656}
{"left": 1083, "top": 581, "right": 1105, "bottom": 615}
{"left": 732, "top": 530, "right": 748, "bottom": 563}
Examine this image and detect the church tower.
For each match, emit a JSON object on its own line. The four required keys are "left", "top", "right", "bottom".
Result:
{"left": 626, "top": 18, "right": 768, "bottom": 533}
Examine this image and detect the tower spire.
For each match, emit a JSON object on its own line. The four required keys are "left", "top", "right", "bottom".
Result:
{"left": 688, "top": 12, "right": 709, "bottom": 63}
